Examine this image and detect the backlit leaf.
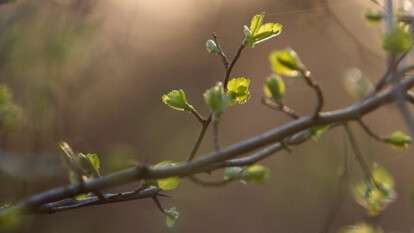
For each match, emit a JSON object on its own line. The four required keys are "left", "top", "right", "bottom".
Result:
{"left": 227, "top": 77, "right": 251, "bottom": 104}
{"left": 269, "top": 48, "right": 305, "bottom": 77}
{"left": 263, "top": 74, "right": 285, "bottom": 102}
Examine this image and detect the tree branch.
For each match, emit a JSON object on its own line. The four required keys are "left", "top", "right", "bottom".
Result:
{"left": 3, "top": 70, "right": 414, "bottom": 216}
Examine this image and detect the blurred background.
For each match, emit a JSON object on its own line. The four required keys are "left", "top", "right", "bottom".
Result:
{"left": 0, "top": 0, "right": 414, "bottom": 232}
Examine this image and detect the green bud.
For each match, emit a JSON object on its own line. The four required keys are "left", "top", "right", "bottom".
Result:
{"left": 263, "top": 74, "right": 285, "bottom": 102}
{"left": 206, "top": 39, "right": 220, "bottom": 54}
{"left": 162, "top": 89, "right": 194, "bottom": 112}
{"left": 384, "top": 131, "right": 412, "bottom": 148}
{"left": 203, "top": 82, "right": 231, "bottom": 121}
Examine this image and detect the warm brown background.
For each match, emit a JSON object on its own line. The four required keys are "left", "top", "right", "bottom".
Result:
{"left": 1, "top": 0, "right": 414, "bottom": 232}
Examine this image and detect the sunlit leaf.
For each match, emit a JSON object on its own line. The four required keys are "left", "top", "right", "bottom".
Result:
{"left": 384, "top": 131, "right": 412, "bottom": 148}
{"left": 269, "top": 48, "right": 305, "bottom": 77}
{"left": 339, "top": 222, "right": 383, "bottom": 233}
{"left": 162, "top": 89, "right": 194, "bottom": 112}
{"left": 352, "top": 164, "right": 396, "bottom": 216}
{"left": 244, "top": 13, "right": 282, "bottom": 48}
{"left": 227, "top": 77, "right": 251, "bottom": 104}
{"left": 343, "top": 68, "right": 373, "bottom": 99}
{"left": 382, "top": 25, "right": 414, "bottom": 53}
{"left": 154, "top": 161, "right": 180, "bottom": 191}
{"left": 165, "top": 207, "right": 179, "bottom": 228}
{"left": 204, "top": 82, "right": 231, "bottom": 121}
{"left": 206, "top": 39, "right": 220, "bottom": 54}
{"left": 263, "top": 74, "right": 285, "bottom": 102}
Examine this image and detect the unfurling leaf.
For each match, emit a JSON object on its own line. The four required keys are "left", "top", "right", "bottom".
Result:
{"left": 162, "top": 89, "right": 194, "bottom": 112}
{"left": 263, "top": 74, "right": 285, "bottom": 102}
{"left": 382, "top": 25, "right": 414, "bottom": 53}
{"left": 365, "top": 9, "right": 383, "bottom": 24}
{"left": 339, "top": 222, "right": 383, "bottom": 233}
{"left": 384, "top": 131, "right": 412, "bottom": 148}
{"left": 244, "top": 13, "right": 282, "bottom": 48}
{"left": 79, "top": 153, "right": 101, "bottom": 177}
{"left": 165, "top": 207, "right": 179, "bottom": 228}
{"left": 352, "top": 164, "right": 396, "bottom": 216}
{"left": 269, "top": 48, "right": 305, "bottom": 77}
{"left": 227, "top": 77, "right": 251, "bottom": 104}
{"left": 204, "top": 82, "right": 231, "bottom": 121}
{"left": 206, "top": 39, "right": 220, "bottom": 54}
{"left": 153, "top": 161, "right": 180, "bottom": 191}
{"left": 224, "top": 164, "right": 270, "bottom": 184}
{"left": 343, "top": 68, "right": 373, "bottom": 99}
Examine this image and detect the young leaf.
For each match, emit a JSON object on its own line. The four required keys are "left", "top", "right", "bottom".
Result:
{"left": 241, "top": 164, "right": 270, "bottom": 184}
{"left": 79, "top": 153, "right": 101, "bottom": 177}
{"left": 203, "top": 82, "right": 231, "bottom": 121}
{"left": 162, "top": 89, "right": 194, "bottom": 112}
{"left": 384, "top": 131, "right": 412, "bottom": 148}
{"left": 165, "top": 207, "right": 179, "bottom": 228}
{"left": 0, "top": 207, "right": 22, "bottom": 231}
{"left": 154, "top": 161, "right": 181, "bottom": 191}
{"left": 244, "top": 13, "right": 282, "bottom": 48}
{"left": 263, "top": 74, "right": 285, "bottom": 102}
{"left": 352, "top": 164, "right": 396, "bottom": 216}
{"left": 382, "top": 25, "right": 414, "bottom": 53}
{"left": 227, "top": 77, "right": 251, "bottom": 104}
{"left": 206, "top": 39, "right": 220, "bottom": 54}
{"left": 269, "top": 48, "right": 305, "bottom": 77}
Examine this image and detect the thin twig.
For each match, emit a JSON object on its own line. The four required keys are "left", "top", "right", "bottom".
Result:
{"left": 187, "top": 118, "right": 210, "bottom": 161}
{"left": 224, "top": 43, "right": 246, "bottom": 87}
{"left": 212, "top": 33, "right": 229, "bottom": 70}
{"left": 320, "top": 130, "right": 349, "bottom": 233}
{"left": 261, "top": 97, "right": 299, "bottom": 119}
{"left": 213, "top": 120, "right": 220, "bottom": 152}
{"left": 344, "top": 124, "right": 383, "bottom": 191}
{"left": 302, "top": 71, "right": 324, "bottom": 118}
{"left": 357, "top": 119, "right": 386, "bottom": 142}
{"left": 189, "top": 108, "right": 206, "bottom": 125}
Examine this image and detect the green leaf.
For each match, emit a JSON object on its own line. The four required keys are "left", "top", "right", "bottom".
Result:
{"left": 154, "top": 161, "right": 181, "bottom": 191}
{"left": 339, "top": 222, "right": 383, "bottom": 233}
{"left": 244, "top": 13, "right": 282, "bottom": 48}
{"left": 162, "top": 89, "right": 194, "bottom": 112}
{"left": 227, "top": 77, "right": 251, "bottom": 104}
{"left": 203, "top": 82, "right": 231, "bottom": 121}
{"left": 352, "top": 164, "right": 396, "bottom": 216}
{"left": 206, "top": 39, "right": 220, "bottom": 54}
{"left": 382, "top": 25, "right": 414, "bottom": 53}
{"left": 384, "top": 131, "right": 412, "bottom": 148}
{"left": 263, "top": 74, "right": 285, "bottom": 102}
{"left": 309, "top": 124, "right": 331, "bottom": 141}
{"left": 165, "top": 207, "right": 179, "bottom": 228}
{"left": 365, "top": 9, "right": 383, "bottom": 24}
{"left": 343, "top": 68, "right": 373, "bottom": 99}
{"left": 241, "top": 164, "right": 270, "bottom": 184}
{"left": 79, "top": 153, "right": 101, "bottom": 177}
{"left": 269, "top": 48, "right": 305, "bottom": 77}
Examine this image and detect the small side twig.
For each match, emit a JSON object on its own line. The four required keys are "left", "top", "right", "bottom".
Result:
{"left": 189, "top": 108, "right": 206, "bottom": 125}
{"left": 357, "top": 120, "right": 386, "bottom": 143}
{"left": 261, "top": 97, "right": 299, "bottom": 119}
{"left": 213, "top": 120, "right": 220, "bottom": 152}
{"left": 302, "top": 71, "right": 324, "bottom": 119}
{"left": 212, "top": 33, "right": 229, "bottom": 70}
